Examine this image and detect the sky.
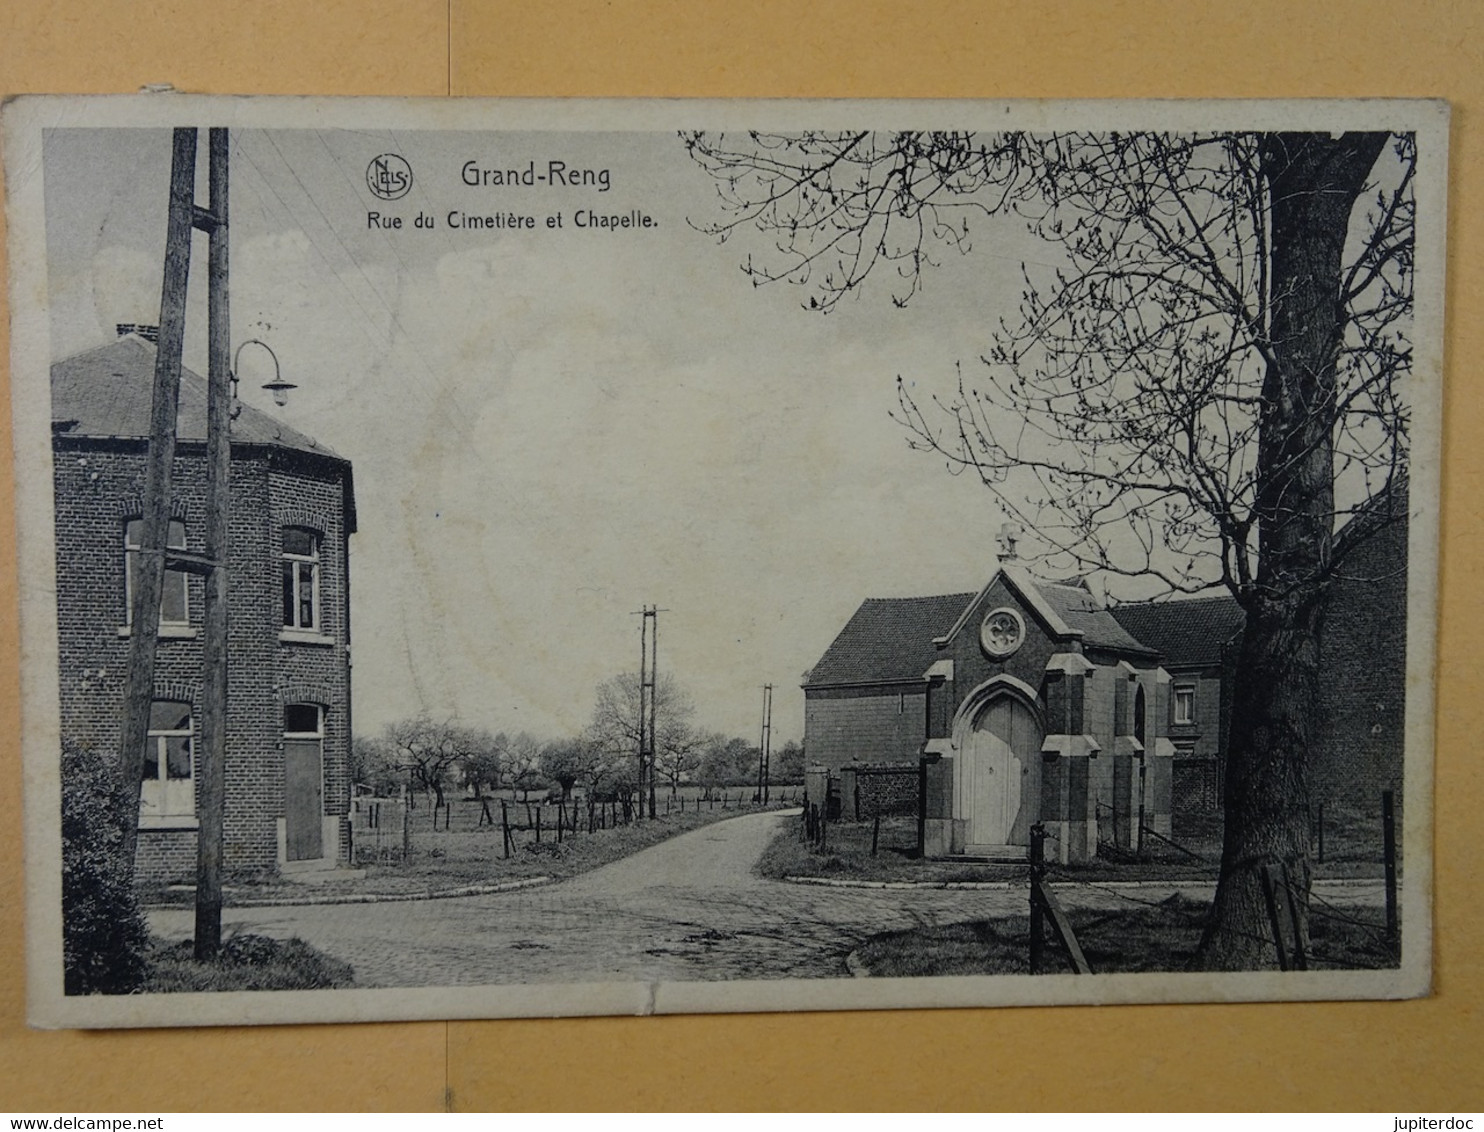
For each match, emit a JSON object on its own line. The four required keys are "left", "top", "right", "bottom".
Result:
{"left": 40, "top": 126, "right": 1119, "bottom": 744}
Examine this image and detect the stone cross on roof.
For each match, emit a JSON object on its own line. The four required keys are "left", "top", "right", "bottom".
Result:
{"left": 996, "top": 521, "right": 1023, "bottom": 561}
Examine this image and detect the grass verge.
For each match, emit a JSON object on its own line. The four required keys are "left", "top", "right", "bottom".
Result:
{"left": 854, "top": 894, "right": 1400, "bottom": 976}
{"left": 765, "top": 804, "right": 1394, "bottom": 885}
{"left": 144, "top": 802, "right": 796, "bottom": 907}
{"left": 142, "top": 933, "right": 356, "bottom": 992}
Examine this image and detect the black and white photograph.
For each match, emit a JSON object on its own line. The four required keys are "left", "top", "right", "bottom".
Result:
{"left": 3, "top": 96, "right": 1444, "bottom": 1028}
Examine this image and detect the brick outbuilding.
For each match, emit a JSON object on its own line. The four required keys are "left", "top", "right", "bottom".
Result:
{"left": 52, "top": 329, "right": 356, "bottom": 882}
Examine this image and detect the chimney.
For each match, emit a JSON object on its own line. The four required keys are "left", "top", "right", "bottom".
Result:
{"left": 116, "top": 323, "right": 160, "bottom": 344}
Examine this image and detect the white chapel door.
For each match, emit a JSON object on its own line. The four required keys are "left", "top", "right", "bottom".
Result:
{"left": 968, "top": 696, "right": 1039, "bottom": 848}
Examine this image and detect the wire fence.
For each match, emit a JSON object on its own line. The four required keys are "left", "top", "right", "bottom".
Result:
{"left": 350, "top": 785, "right": 805, "bottom": 865}
{"left": 1029, "top": 790, "right": 1402, "bottom": 974}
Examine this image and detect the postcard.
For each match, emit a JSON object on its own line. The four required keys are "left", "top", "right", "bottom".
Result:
{"left": 3, "top": 95, "right": 1444, "bottom": 1027}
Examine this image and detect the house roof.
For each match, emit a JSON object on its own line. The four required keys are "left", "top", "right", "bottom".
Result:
{"left": 51, "top": 334, "right": 343, "bottom": 463}
{"left": 1109, "top": 595, "right": 1245, "bottom": 669}
{"left": 807, "top": 592, "right": 978, "bottom": 687}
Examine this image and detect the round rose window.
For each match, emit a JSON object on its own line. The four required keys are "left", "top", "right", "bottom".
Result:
{"left": 980, "top": 607, "right": 1026, "bottom": 659}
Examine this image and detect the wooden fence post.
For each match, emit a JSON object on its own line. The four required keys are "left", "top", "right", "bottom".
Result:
{"left": 1260, "top": 862, "right": 1291, "bottom": 971}
{"left": 1136, "top": 757, "right": 1147, "bottom": 856}
{"left": 501, "top": 799, "right": 511, "bottom": 860}
{"left": 1029, "top": 823, "right": 1045, "bottom": 974}
{"left": 535, "top": 806, "right": 542, "bottom": 843}
{"left": 1281, "top": 861, "right": 1307, "bottom": 971}
{"left": 1383, "top": 790, "right": 1398, "bottom": 943}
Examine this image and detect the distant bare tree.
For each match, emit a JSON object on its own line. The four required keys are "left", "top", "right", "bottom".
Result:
{"left": 503, "top": 731, "right": 545, "bottom": 801}
{"left": 587, "top": 671, "right": 698, "bottom": 800}
{"left": 385, "top": 716, "right": 464, "bottom": 810}
{"left": 456, "top": 727, "right": 504, "bottom": 800}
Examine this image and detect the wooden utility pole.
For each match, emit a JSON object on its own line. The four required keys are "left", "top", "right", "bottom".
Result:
{"left": 195, "top": 127, "right": 231, "bottom": 959}
{"left": 637, "top": 606, "right": 650, "bottom": 819}
{"left": 117, "top": 128, "right": 199, "bottom": 877}
{"left": 757, "top": 683, "right": 772, "bottom": 804}
{"left": 116, "top": 126, "right": 234, "bottom": 956}
{"left": 647, "top": 608, "right": 658, "bottom": 819}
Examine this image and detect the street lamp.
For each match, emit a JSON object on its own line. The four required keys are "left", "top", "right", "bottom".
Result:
{"left": 232, "top": 337, "right": 297, "bottom": 407}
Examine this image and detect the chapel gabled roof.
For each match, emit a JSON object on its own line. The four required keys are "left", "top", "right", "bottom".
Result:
{"left": 805, "top": 567, "right": 1166, "bottom": 690}
{"left": 1109, "top": 594, "right": 1245, "bottom": 669}
{"left": 933, "top": 563, "right": 1158, "bottom": 658}
{"left": 50, "top": 334, "right": 342, "bottom": 463}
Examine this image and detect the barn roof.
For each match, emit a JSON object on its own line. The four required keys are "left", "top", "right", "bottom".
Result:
{"left": 806, "top": 592, "right": 978, "bottom": 687}
{"left": 1109, "top": 595, "right": 1245, "bottom": 669}
{"left": 51, "top": 334, "right": 342, "bottom": 463}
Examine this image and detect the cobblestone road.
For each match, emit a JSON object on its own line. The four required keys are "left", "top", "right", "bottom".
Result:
{"left": 148, "top": 810, "right": 1384, "bottom": 987}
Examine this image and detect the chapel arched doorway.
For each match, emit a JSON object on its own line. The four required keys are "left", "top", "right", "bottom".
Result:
{"left": 965, "top": 693, "right": 1043, "bottom": 851}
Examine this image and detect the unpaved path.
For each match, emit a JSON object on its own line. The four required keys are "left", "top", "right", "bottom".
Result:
{"left": 148, "top": 810, "right": 1384, "bottom": 987}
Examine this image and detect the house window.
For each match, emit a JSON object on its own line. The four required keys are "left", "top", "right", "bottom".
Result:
{"left": 124, "top": 518, "right": 188, "bottom": 626}
{"left": 284, "top": 703, "right": 323, "bottom": 737}
{"left": 142, "top": 699, "right": 194, "bottom": 818}
{"left": 282, "top": 528, "right": 321, "bottom": 631}
{"left": 1134, "top": 684, "right": 1147, "bottom": 745}
{"left": 1174, "top": 684, "right": 1196, "bottom": 725}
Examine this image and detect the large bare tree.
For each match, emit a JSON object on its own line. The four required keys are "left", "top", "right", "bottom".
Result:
{"left": 684, "top": 128, "right": 1414, "bottom": 969}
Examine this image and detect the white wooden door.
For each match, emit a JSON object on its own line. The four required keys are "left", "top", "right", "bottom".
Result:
{"left": 968, "top": 696, "right": 1037, "bottom": 847}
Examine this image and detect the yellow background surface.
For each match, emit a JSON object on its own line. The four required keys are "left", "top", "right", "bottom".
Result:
{"left": 1, "top": 0, "right": 1480, "bottom": 1112}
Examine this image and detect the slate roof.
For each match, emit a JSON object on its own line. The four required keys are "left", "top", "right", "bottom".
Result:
{"left": 1037, "top": 580, "right": 1158, "bottom": 656}
{"left": 807, "top": 593, "right": 977, "bottom": 687}
{"left": 1109, "top": 595, "right": 1245, "bottom": 669}
{"left": 51, "top": 334, "right": 342, "bottom": 462}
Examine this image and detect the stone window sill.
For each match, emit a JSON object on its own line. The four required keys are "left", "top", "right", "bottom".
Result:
{"left": 280, "top": 629, "right": 334, "bottom": 646}
{"left": 117, "top": 624, "right": 198, "bottom": 639}
{"left": 139, "top": 815, "right": 199, "bottom": 831}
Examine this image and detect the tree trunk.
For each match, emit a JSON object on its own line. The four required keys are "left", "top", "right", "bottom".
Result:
{"left": 1197, "top": 131, "right": 1389, "bottom": 969}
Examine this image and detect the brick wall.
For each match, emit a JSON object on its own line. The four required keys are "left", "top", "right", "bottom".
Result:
{"left": 53, "top": 437, "right": 353, "bottom": 880}
{"left": 1313, "top": 505, "right": 1408, "bottom": 807}
{"left": 803, "top": 685, "right": 925, "bottom": 773}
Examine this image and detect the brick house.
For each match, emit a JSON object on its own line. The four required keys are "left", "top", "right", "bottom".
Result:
{"left": 803, "top": 488, "right": 1408, "bottom": 862}
{"left": 1108, "top": 596, "right": 1244, "bottom": 814}
{"left": 52, "top": 328, "right": 356, "bottom": 882}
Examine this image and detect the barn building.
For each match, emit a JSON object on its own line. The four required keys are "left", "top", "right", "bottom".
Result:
{"left": 52, "top": 328, "right": 356, "bottom": 882}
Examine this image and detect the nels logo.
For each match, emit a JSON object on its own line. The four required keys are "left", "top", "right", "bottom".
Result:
{"left": 367, "top": 153, "right": 413, "bottom": 201}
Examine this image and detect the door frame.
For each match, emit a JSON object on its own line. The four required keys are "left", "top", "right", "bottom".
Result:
{"left": 283, "top": 703, "right": 326, "bottom": 863}
{"left": 950, "top": 674, "right": 1045, "bottom": 851}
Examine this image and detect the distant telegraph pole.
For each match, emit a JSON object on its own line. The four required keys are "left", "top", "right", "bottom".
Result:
{"left": 757, "top": 683, "right": 773, "bottom": 804}
{"left": 633, "top": 605, "right": 665, "bottom": 819}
